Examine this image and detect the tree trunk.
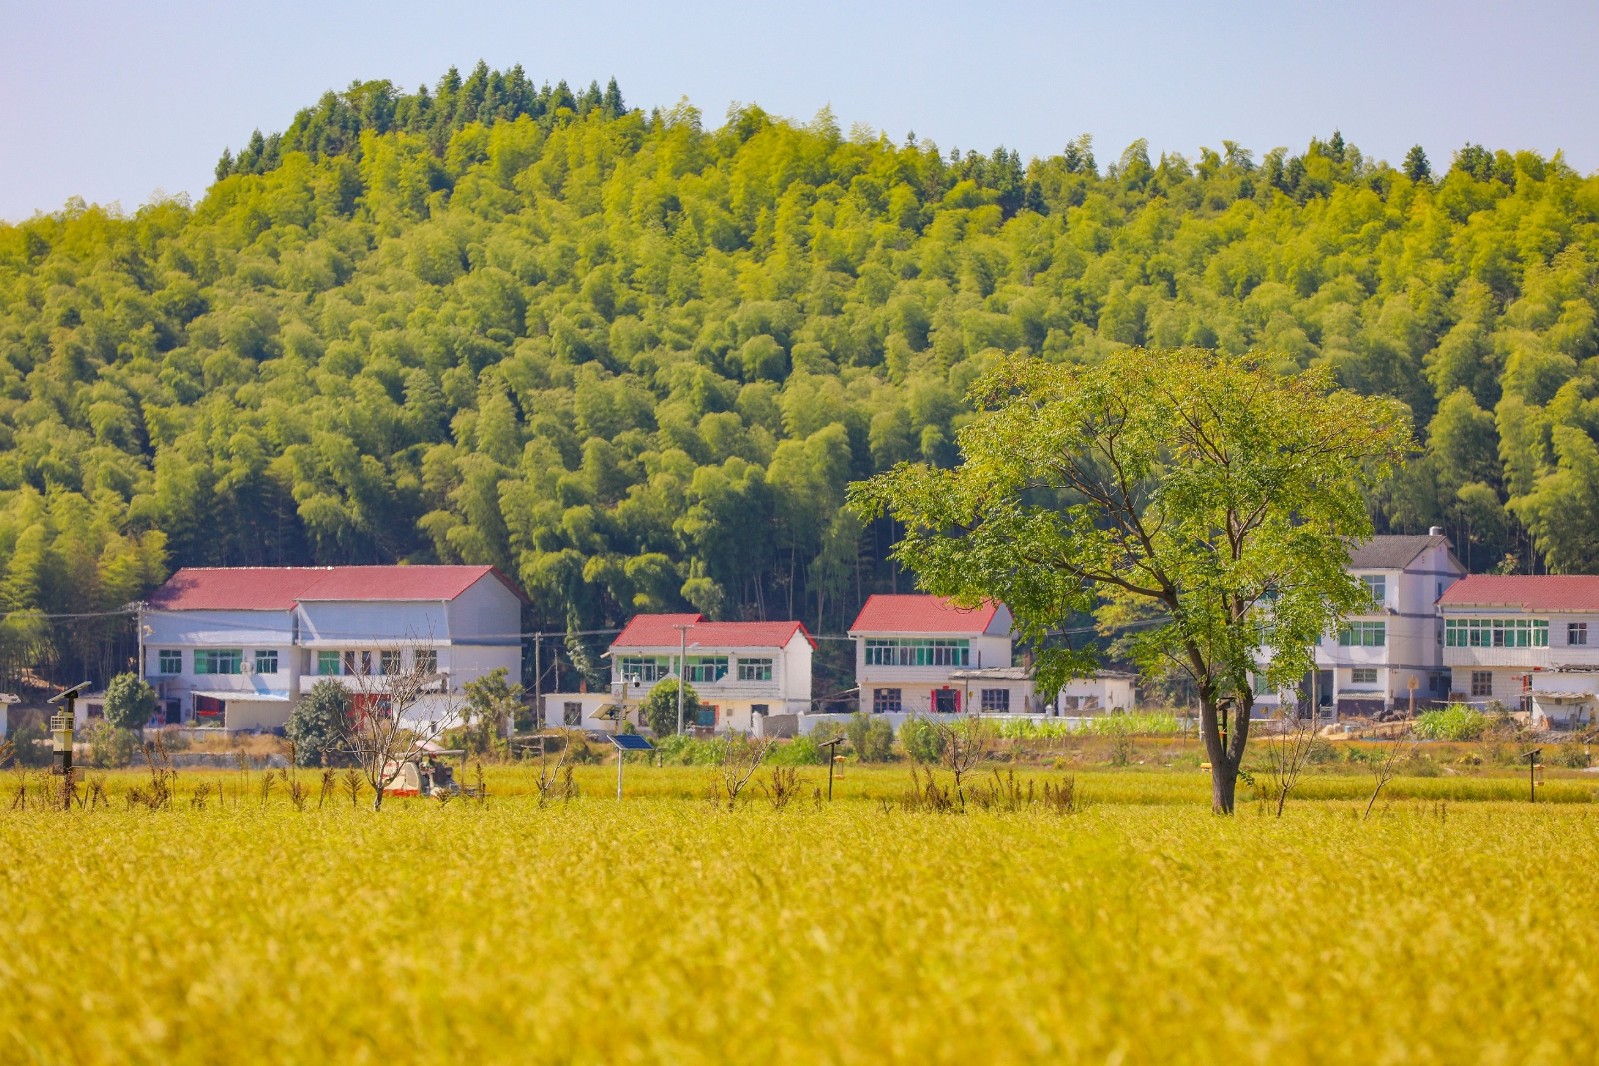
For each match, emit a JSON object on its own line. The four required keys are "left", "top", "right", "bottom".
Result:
{"left": 1199, "top": 695, "right": 1239, "bottom": 815}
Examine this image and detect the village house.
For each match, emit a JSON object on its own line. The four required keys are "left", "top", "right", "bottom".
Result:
{"left": 143, "top": 565, "right": 527, "bottom": 731}
{"left": 1308, "top": 530, "right": 1466, "bottom": 716}
{"left": 544, "top": 613, "right": 815, "bottom": 734}
{"left": 1439, "top": 574, "right": 1599, "bottom": 728}
{"left": 849, "top": 594, "right": 1015, "bottom": 716}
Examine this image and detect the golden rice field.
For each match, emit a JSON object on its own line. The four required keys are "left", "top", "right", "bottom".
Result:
{"left": 2, "top": 763, "right": 1597, "bottom": 1064}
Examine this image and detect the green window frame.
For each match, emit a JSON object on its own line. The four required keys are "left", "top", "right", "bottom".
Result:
{"left": 317, "top": 651, "right": 341, "bottom": 676}
{"left": 737, "top": 658, "right": 773, "bottom": 682}
{"left": 685, "top": 657, "right": 729, "bottom": 684}
{"left": 157, "top": 650, "right": 182, "bottom": 675}
{"left": 194, "top": 649, "right": 243, "bottom": 675}
{"left": 1337, "top": 622, "right": 1386, "bottom": 647}
{"left": 1445, "top": 618, "right": 1549, "bottom": 648}
{"left": 863, "top": 639, "right": 971, "bottom": 667}
{"left": 618, "top": 656, "right": 670, "bottom": 683}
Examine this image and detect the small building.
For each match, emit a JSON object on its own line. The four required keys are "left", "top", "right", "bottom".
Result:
{"left": 546, "top": 613, "right": 816, "bottom": 734}
{"left": 144, "top": 565, "right": 527, "bottom": 730}
{"left": 1309, "top": 530, "right": 1465, "bottom": 716}
{"left": 850, "top": 594, "right": 1014, "bottom": 715}
{"left": 944, "top": 666, "right": 1139, "bottom": 716}
{"left": 1440, "top": 574, "right": 1599, "bottom": 722}
{"left": 1057, "top": 672, "right": 1139, "bottom": 714}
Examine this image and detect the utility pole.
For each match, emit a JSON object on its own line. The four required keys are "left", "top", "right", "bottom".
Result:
{"left": 532, "top": 633, "right": 542, "bottom": 730}
{"left": 674, "top": 622, "right": 692, "bottom": 734}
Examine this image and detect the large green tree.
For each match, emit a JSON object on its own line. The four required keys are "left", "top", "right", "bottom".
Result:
{"left": 851, "top": 348, "right": 1411, "bottom": 813}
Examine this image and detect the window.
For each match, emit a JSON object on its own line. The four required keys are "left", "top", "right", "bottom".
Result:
{"left": 1431, "top": 673, "right": 1449, "bottom": 695}
{"left": 1360, "top": 575, "right": 1386, "bottom": 607}
{"left": 254, "top": 650, "right": 278, "bottom": 675}
{"left": 1338, "top": 622, "right": 1386, "bottom": 647}
{"left": 563, "top": 701, "right": 582, "bottom": 727}
{"left": 194, "top": 649, "right": 242, "bottom": 675}
{"left": 415, "top": 649, "right": 438, "bottom": 674}
{"left": 932, "top": 689, "right": 960, "bottom": 713}
{"left": 157, "top": 650, "right": 182, "bottom": 675}
{"left": 980, "top": 688, "right": 1010, "bottom": 712}
{"left": 1569, "top": 623, "right": 1588, "bottom": 646}
{"left": 737, "top": 658, "right": 774, "bottom": 681}
{"left": 872, "top": 688, "right": 902, "bottom": 713}
{"left": 317, "top": 651, "right": 341, "bottom": 676}
{"left": 1471, "top": 671, "right": 1493, "bottom": 698}
{"left": 863, "top": 639, "right": 971, "bottom": 667}
{"left": 618, "top": 656, "right": 670, "bottom": 683}
{"left": 751, "top": 704, "right": 769, "bottom": 716}
{"left": 1445, "top": 618, "right": 1549, "bottom": 648}
{"left": 1350, "top": 668, "right": 1378, "bottom": 685}
{"left": 380, "top": 650, "right": 403, "bottom": 676}
{"left": 685, "top": 657, "right": 729, "bottom": 684}
{"left": 342, "top": 651, "right": 374, "bottom": 676}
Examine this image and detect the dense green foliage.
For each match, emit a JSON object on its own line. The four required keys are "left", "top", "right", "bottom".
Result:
{"left": 284, "top": 679, "right": 350, "bottom": 766}
{"left": 101, "top": 671, "right": 156, "bottom": 731}
{"left": 1413, "top": 705, "right": 1491, "bottom": 741}
{"left": 4, "top": 64, "right": 1599, "bottom": 688}
{"left": 640, "top": 678, "right": 700, "bottom": 737}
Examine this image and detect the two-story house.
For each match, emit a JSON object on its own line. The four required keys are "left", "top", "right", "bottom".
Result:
{"left": 1439, "top": 574, "right": 1599, "bottom": 726}
{"left": 1309, "top": 531, "right": 1465, "bottom": 716}
{"left": 850, "top": 594, "right": 1015, "bottom": 716}
{"left": 144, "top": 565, "right": 526, "bottom": 730}
{"left": 600, "top": 613, "right": 815, "bottom": 734}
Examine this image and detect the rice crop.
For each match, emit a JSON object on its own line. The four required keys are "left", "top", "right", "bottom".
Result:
{"left": 1, "top": 764, "right": 1596, "bottom": 1064}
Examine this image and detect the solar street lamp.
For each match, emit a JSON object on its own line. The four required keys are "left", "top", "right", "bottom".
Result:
{"left": 608, "top": 733, "right": 655, "bottom": 800}
{"left": 819, "top": 734, "right": 845, "bottom": 800}
{"left": 48, "top": 681, "right": 90, "bottom": 777}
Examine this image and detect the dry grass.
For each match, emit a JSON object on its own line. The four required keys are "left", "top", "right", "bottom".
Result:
{"left": 0, "top": 765, "right": 1595, "bottom": 1063}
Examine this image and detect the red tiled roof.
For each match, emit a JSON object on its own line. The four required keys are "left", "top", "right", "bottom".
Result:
{"left": 849, "top": 594, "right": 1002, "bottom": 635}
{"left": 610, "top": 614, "right": 816, "bottom": 650}
{"left": 149, "top": 566, "right": 529, "bottom": 610}
{"left": 147, "top": 568, "right": 329, "bottom": 611}
{"left": 297, "top": 566, "right": 528, "bottom": 603}
{"left": 1439, "top": 575, "right": 1599, "bottom": 612}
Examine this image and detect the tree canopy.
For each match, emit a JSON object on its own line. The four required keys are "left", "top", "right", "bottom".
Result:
{"left": 851, "top": 348, "right": 1412, "bottom": 813}
{"left": 1, "top": 65, "right": 1597, "bottom": 690}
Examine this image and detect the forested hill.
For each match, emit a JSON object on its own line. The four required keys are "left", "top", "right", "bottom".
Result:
{"left": 2, "top": 63, "right": 1599, "bottom": 685}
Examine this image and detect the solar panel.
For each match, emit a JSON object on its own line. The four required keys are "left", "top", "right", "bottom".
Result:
{"left": 607, "top": 734, "right": 656, "bottom": 751}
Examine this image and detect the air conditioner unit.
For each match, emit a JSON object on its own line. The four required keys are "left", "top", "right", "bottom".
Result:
{"left": 240, "top": 660, "right": 254, "bottom": 674}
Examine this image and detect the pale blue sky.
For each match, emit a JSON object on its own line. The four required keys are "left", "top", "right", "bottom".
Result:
{"left": 2, "top": 0, "right": 1596, "bottom": 221}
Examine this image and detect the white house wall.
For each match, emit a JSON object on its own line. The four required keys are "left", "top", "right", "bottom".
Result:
{"left": 146, "top": 608, "right": 292, "bottom": 648}
{"left": 296, "top": 601, "right": 452, "bottom": 647}
{"left": 444, "top": 574, "right": 523, "bottom": 643}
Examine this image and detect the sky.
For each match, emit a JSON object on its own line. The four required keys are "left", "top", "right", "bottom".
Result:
{"left": 2, "top": 0, "right": 1597, "bottom": 221}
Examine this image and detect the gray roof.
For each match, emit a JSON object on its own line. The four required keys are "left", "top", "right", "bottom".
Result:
{"left": 1347, "top": 534, "right": 1449, "bottom": 570}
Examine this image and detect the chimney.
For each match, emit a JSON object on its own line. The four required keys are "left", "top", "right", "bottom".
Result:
{"left": 1428, "top": 526, "right": 1444, "bottom": 536}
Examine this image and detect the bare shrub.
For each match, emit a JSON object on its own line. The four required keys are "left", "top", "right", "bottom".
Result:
{"left": 1364, "top": 725, "right": 1417, "bottom": 820}
{"left": 337, "top": 639, "right": 460, "bottom": 811}
{"left": 936, "top": 717, "right": 994, "bottom": 809}
{"left": 760, "top": 766, "right": 803, "bottom": 811}
{"left": 710, "top": 732, "right": 774, "bottom": 811}
{"left": 1260, "top": 711, "right": 1318, "bottom": 817}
